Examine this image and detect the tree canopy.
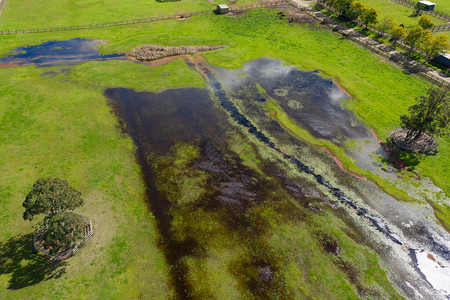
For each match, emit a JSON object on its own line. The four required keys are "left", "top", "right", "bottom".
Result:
{"left": 405, "top": 26, "right": 425, "bottom": 53}
{"left": 418, "top": 16, "right": 433, "bottom": 30}
{"left": 390, "top": 26, "right": 406, "bottom": 44}
{"left": 345, "top": 1, "right": 365, "bottom": 21}
{"left": 400, "top": 87, "right": 449, "bottom": 143}
{"left": 360, "top": 8, "right": 378, "bottom": 26}
{"left": 421, "top": 33, "right": 450, "bottom": 61}
{"left": 23, "top": 178, "right": 85, "bottom": 253}
{"left": 378, "top": 15, "right": 396, "bottom": 34}
{"left": 23, "top": 178, "right": 83, "bottom": 222}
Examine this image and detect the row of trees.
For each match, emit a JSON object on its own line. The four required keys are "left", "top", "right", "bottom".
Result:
{"left": 318, "top": 0, "right": 449, "bottom": 61}
{"left": 377, "top": 15, "right": 449, "bottom": 60}
{"left": 319, "top": 0, "right": 378, "bottom": 26}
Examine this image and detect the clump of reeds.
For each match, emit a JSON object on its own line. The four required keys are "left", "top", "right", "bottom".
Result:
{"left": 130, "top": 45, "right": 223, "bottom": 61}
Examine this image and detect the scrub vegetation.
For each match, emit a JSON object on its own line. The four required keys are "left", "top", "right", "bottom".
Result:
{"left": 0, "top": 7, "right": 448, "bottom": 298}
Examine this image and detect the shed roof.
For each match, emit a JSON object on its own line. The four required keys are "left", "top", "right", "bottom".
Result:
{"left": 418, "top": 1, "right": 436, "bottom": 6}
{"left": 441, "top": 51, "right": 450, "bottom": 59}
{"left": 217, "top": 4, "right": 229, "bottom": 9}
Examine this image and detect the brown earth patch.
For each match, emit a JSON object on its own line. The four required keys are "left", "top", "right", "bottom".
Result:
{"left": 369, "top": 128, "right": 409, "bottom": 170}
{"left": 0, "top": 62, "right": 21, "bottom": 68}
{"left": 130, "top": 44, "right": 224, "bottom": 61}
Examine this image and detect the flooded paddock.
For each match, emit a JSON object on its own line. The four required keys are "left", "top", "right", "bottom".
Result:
{"left": 2, "top": 38, "right": 446, "bottom": 298}
{"left": 105, "top": 57, "right": 449, "bottom": 299}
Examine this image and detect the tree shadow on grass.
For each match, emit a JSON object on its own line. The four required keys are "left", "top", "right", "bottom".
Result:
{"left": 397, "top": 150, "right": 437, "bottom": 170}
{"left": 0, "top": 233, "right": 66, "bottom": 290}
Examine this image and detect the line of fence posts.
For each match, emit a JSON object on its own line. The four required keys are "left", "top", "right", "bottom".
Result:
{"left": 308, "top": 0, "right": 449, "bottom": 87}
{"left": 0, "top": 1, "right": 288, "bottom": 35}
{"left": 0, "top": 0, "right": 447, "bottom": 86}
{"left": 430, "top": 25, "right": 450, "bottom": 32}
{"left": 390, "top": 0, "right": 450, "bottom": 21}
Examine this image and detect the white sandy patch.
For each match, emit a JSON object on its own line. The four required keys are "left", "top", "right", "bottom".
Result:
{"left": 416, "top": 250, "right": 450, "bottom": 296}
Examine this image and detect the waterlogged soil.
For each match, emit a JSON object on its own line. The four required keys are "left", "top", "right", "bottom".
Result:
{"left": 212, "top": 58, "right": 399, "bottom": 179}
{"left": 105, "top": 85, "right": 389, "bottom": 299}
{"left": 0, "top": 38, "right": 125, "bottom": 66}
{"left": 105, "top": 86, "right": 307, "bottom": 298}
{"left": 105, "top": 57, "right": 450, "bottom": 299}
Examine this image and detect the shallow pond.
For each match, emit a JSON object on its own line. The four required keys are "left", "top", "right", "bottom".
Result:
{"left": 0, "top": 38, "right": 125, "bottom": 66}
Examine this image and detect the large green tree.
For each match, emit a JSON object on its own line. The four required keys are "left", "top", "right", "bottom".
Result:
{"left": 23, "top": 178, "right": 85, "bottom": 252}
{"left": 390, "top": 26, "right": 406, "bottom": 45}
{"left": 345, "top": 1, "right": 365, "bottom": 21}
{"left": 360, "top": 7, "right": 378, "bottom": 26}
{"left": 378, "top": 14, "right": 396, "bottom": 34}
{"left": 405, "top": 26, "right": 425, "bottom": 53}
{"left": 333, "top": 0, "right": 353, "bottom": 16}
{"left": 421, "top": 33, "right": 450, "bottom": 61}
{"left": 400, "top": 87, "right": 449, "bottom": 143}
{"left": 418, "top": 15, "right": 433, "bottom": 29}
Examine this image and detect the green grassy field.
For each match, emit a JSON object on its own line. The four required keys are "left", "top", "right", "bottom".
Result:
{"left": 0, "top": 0, "right": 261, "bottom": 30}
{"left": 430, "top": 0, "right": 450, "bottom": 13}
{"left": 357, "top": 0, "right": 447, "bottom": 29}
{"left": 0, "top": 8, "right": 448, "bottom": 298}
{"left": 0, "top": 59, "right": 206, "bottom": 298}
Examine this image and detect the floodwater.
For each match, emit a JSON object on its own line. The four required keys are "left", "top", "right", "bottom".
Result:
{"left": 2, "top": 36, "right": 446, "bottom": 297}
{"left": 213, "top": 58, "right": 369, "bottom": 143}
{"left": 0, "top": 38, "right": 125, "bottom": 66}
{"left": 210, "top": 58, "right": 450, "bottom": 298}
{"left": 106, "top": 57, "right": 450, "bottom": 299}
{"left": 105, "top": 86, "right": 299, "bottom": 298}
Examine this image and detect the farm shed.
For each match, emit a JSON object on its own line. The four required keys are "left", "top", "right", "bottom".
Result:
{"left": 416, "top": 1, "right": 436, "bottom": 11}
{"left": 434, "top": 52, "right": 450, "bottom": 67}
{"left": 216, "top": 4, "right": 229, "bottom": 14}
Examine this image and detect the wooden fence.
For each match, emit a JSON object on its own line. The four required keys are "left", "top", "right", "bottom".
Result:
{"left": 390, "top": 0, "right": 450, "bottom": 21}
{"left": 33, "top": 216, "right": 93, "bottom": 260}
{"left": 296, "top": 0, "right": 449, "bottom": 87}
{"left": 0, "top": 1, "right": 285, "bottom": 35}
{"left": 430, "top": 24, "right": 450, "bottom": 32}
{"left": 0, "top": 0, "right": 6, "bottom": 13}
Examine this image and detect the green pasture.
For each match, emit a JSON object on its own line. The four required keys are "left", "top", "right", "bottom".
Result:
{"left": 0, "top": 59, "right": 205, "bottom": 298}
{"left": 358, "top": 0, "right": 447, "bottom": 29}
{"left": 427, "top": 0, "right": 450, "bottom": 13}
{"left": 0, "top": 8, "right": 448, "bottom": 297}
{"left": 0, "top": 0, "right": 261, "bottom": 30}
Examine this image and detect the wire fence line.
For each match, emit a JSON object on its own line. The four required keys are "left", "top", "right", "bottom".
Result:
{"left": 0, "top": 1, "right": 285, "bottom": 35}
{"left": 293, "top": 0, "right": 449, "bottom": 87}
{"left": 430, "top": 24, "right": 450, "bottom": 32}
{"left": 389, "top": 0, "right": 450, "bottom": 21}
{"left": 33, "top": 216, "right": 93, "bottom": 260}
{"left": 0, "top": 0, "right": 6, "bottom": 14}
